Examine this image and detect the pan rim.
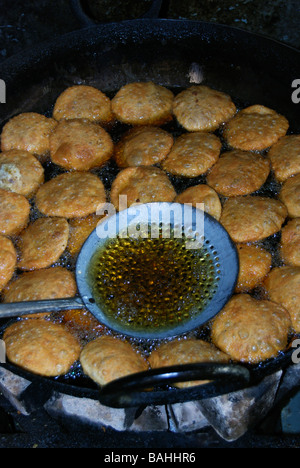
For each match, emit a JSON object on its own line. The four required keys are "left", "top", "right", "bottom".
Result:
{"left": 0, "top": 18, "right": 299, "bottom": 78}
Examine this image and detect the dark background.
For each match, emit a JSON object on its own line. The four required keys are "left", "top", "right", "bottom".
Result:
{"left": 0, "top": 0, "right": 299, "bottom": 448}
{"left": 0, "top": 0, "right": 299, "bottom": 63}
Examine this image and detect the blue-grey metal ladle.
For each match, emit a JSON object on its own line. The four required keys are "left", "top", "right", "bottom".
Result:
{"left": 0, "top": 203, "right": 239, "bottom": 340}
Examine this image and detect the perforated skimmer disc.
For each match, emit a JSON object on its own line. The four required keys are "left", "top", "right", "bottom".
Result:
{"left": 76, "top": 202, "right": 239, "bottom": 339}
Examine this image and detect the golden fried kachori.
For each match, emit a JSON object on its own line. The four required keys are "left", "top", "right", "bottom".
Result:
{"left": 280, "top": 218, "right": 300, "bottom": 267}
{"left": 35, "top": 171, "right": 106, "bottom": 218}
{"left": 0, "top": 149, "right": 44, "bottom": 197}
{"left": 223, "top": 105, "right": 289, "bottom": 151}
{"left": 52, "top": 85, "right": 113, "bottom": 126}
{"left": 114, "top": 126, "right": 173, "bottom": 168}
{"left": 3, "top": 266, "right": 77, "bottom": 304}
{"left": 235, "top": 243, "right": 272, "bottom": 293}
{"left": 49, "top": 119, "right": 113, "bottom": 171}
{"left": 0, "top": 235, "right": 17, "bottom": 292}
{"left": 80, "top": 335, "right": 149, "bottom": 386}
{"left": 0, "top": 80, "right": 297, "bottom": 387}
{"left": 211, "top": 294, "right": 292, "bottom": 363}
{"left": 67, "top": 214, "right": 106, "bottom": 257}
{"left": 267, "top": 134, "right": 300, "bottom": 182}
{"left": 220, "top": 195, "right": 287, "bottom": 242}
{"left": 148, "top": 338, "right": 230, "bottom": 388}
{"left": 264, "top": 265, "right": 300, "bottom": 333}
{"left": 161, "top": 132, "right": 221, "bottom": 178}
{"left": 1, "top": 112, "right": 57, "bottom": 159}
{"left": 172, "top": 85, "right": 236, "bottom": 132}
{"left": 279, "top": 173, "right": 300, "bottom": 218}
{"left": 17, "top": 217, "right": 69, "bottom": 271}
{"left": 174, "top": 184, "right": 222, "bottom": 220}
{"left": 206, "top": 150, "right": 270, "bottom": 197}
{"left": 111, "top": 81, "right": 174, "bottom": 126}
{"left": 3, "top": 319, "right": 81, "bottom": 377}
{"left": 0, "top": 188, "right": 30, "bottom": 236}
{"left": 110, "top": 166, "right": 176, "bottom": 211}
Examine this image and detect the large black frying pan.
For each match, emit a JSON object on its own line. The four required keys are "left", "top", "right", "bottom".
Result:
{"left": 0, "top": 18, "right": 299, "bottom": 408}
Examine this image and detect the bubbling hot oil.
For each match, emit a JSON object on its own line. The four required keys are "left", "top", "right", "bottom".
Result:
{"left": 88, "top": 228, "right": 219, "bottom": 333}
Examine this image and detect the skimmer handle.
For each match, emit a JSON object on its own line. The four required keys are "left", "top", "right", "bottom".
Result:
{"left": 0, "top": 296, "right": 85, "bottom": 319}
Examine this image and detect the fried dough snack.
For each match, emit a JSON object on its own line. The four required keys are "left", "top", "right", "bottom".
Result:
{"left": 280, "top": 218, "right": 300, "bottom": 266}
{"left": 223, "top": 105, "right": 289, "bottom": 151}
{"left": 1, "top": 112, "right": 57, "bottom": 159}
{"left": 206, "top": 150, "right": 270, "bottom": 197}
{"left": 17, "top": 217, "right": 69, "bottom": 270}
{"left": 0, "top": 81, "right": 297, "bottom": 384}
{"left": 3, "top": 319, "right": 81, "bottom": 377}
{"left": 80, "top": 335, "right": 149, "bottom": 386}
{"left": 3, "top": 266, "right": 77, "bottom": 303}
{"left": 35, "top": 171, "right": 106, "bottom": 218}
{"left": 110, "top": 166, "right": 176, "bottom": 211}
{"left": 53, "top": 85, "right": 113, "bottom": 126}
{"left": 235, "top": 243, "right": 272, "bottom": 293}
{"left": 279, "top": 173, "right": 300, "bottom": 218}
{"left": 149, "top": 338, "right": 230, "bottom": 388}
{"left": 220, "top": 196, "right": 287, "bottom": 243}
{"left": 162, "top": 132, "right": 221, "bottom": 177}
{"left": 114, "top": 126, "right": 173, "bottom": 168}
{"left": 111, "top": 81, "right": 174, "bottom": 126}
{"left": 0, "top": 235, "right": 17, "bottom": 292}
{"left": 67, "top": 214, "right": 105, "bottom": 256}
{"left": 172, "top": 85, "right": 236, "bottom": 132}
{"left": 0, "top": 188, "right": 30, "bottom": 236}
{"left": 49, "top": 119, "right": 113, "bottom": 171}
{"left": 211, "top": 294, "right": 292, "bottom": 363}
{"left": 267, "top": 134, "right": 300, "bottom": 182}
{"left": 264, "top": 266, "right": 300, "bottom": 333}
{"left": 174, "top": 184, "right": 222, "bottom": 220}
{"left": 0, "top": 149, "right": 44, "bottom": 197}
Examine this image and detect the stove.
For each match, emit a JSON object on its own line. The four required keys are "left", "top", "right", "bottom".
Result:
{"left": 0, "top": 361, "right": 300, "bottom": 448}
{"left": 0, "top": 0, "right": 300, "bottom": 449}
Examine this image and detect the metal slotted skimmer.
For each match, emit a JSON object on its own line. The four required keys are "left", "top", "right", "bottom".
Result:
{"left": 0, "top": 203, "right": 238, "bottom": 340}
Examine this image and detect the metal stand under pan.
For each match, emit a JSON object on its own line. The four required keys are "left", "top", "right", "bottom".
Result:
{"left": 0, "top": 343, "right": 299, "bottom": 442}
